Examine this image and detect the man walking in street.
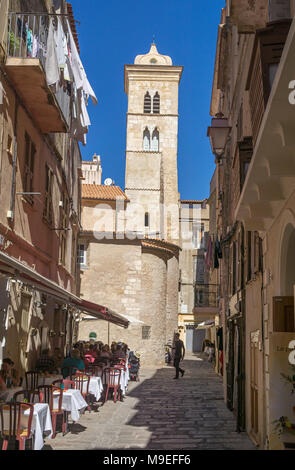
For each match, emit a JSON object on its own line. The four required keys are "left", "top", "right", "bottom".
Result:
{"left": 173, "top": 333, "right": 185, "bottom": 379}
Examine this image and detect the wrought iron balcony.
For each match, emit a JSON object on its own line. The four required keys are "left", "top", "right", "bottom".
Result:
{"left": 194, "top": 284, "right": 219, "bottom": 308}
{"left": 5, "top": 12, "right": 70, "bottom": 133}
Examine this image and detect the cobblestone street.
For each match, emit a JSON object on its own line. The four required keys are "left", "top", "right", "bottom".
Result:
{"left": 43, "top": 353, "right": 256, "bottom": 450}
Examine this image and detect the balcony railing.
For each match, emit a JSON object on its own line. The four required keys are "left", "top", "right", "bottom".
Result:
{"left": 6, "top": 12, "right": 70, "bottom": 132}
{"left": 246, "top": 20, "right": 291, "bottom": 146}
{"left": 194, "top": 284, "right": 219, "bottom": 308}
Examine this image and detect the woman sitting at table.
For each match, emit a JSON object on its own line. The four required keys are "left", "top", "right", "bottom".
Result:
{"left": 0, "top": 357, "right": 21, "bottom": 387}
{"left": 61, "top": 348, "right": 85, "bottom": 378}
{"left": 52, "top": 347, "right": 64, "bottom": 372}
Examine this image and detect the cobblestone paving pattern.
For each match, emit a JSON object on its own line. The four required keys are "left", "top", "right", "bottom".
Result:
{"left": 44, "top": 353, "right": 256, "bottom": 450}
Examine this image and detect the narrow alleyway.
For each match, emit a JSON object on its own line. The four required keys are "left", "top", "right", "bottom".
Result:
{"left": 44, "top": 354, "right": 256, "bottom": 450}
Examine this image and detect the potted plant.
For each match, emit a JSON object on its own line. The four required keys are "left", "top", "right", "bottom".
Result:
{"left": 273, "top": 365, "right": 295, "bottom": 449}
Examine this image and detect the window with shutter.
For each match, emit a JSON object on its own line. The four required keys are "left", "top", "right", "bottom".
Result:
{"left": 43, "top": 164, "right": 53, "bottom": 225}
{"left": 143, "top": 92, "right": 151, "bottom": 113}
{"left": 153, "top": 92, "right": 160, "bottom": 114}
{"left": 59, "top": 190, "right": 69, "bottom": 266}
{"left": 23, "top": 132, "right": 36, "bottom": 204}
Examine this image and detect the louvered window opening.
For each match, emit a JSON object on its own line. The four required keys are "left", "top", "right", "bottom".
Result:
{"left": 153, "top": 92, "right": 160, "bottom": 114}
{"left": 144, "top": 92, "right": 151, "bottom": 113}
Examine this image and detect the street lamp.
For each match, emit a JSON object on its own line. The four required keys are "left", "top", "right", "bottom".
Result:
{"left": 207, "top": 113, "right": 231, "bottom": 162}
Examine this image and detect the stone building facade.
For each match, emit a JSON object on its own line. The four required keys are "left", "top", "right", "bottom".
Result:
{"left": 0, "top": 1, "right": 118, "bottom": 375}
{"left": 208, "top": 0, "right": 295, "bottom": 449}
{"left": 78, "top": 44, "right": 183, "bottom": 366}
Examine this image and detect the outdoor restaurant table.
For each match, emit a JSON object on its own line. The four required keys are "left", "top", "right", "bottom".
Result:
{"left": 53, "top": 388, "right": 87, "bottom": 422}
{"left": 88, "top": 376, "right": 103, "bottom": 401}
{"left": 25, "top": 403, "right": 53, "bottom": 450}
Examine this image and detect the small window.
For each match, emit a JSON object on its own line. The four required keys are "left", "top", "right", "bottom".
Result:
{"left": 153, "top": 92, "right": 160, "bottom": 114}
{"left": 144, "top": 212, "right": 150, "bottom": 227}
{"left": 142, "top": 326, "right": 151, "bottom": 339}
{"left": 144, "top": 92, "right": 151, "bottom": 113}
{"left": 78, "top": 244, "right": 86, "bottom": 266}
{"left": 143, "top": 127, "right": 150, "bottom": 151}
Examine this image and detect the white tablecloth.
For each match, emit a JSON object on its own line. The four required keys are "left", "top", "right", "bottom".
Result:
{"left": 88, "top": 377, "right": 103, "bottom": 401}
{"left": 25, "top": 403, "right": 53, "bottom": 450}
{"left": 53, "top": 389, "right": 87, "bottom": 422}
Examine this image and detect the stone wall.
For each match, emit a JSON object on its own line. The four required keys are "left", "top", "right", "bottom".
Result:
{"left": 78, "top": 238, "right": 179, "bottom": 366}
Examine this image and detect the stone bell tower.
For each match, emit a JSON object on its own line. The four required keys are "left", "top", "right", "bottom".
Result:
{"left": 124, "top": 43, "right": 183, "bottom": 244}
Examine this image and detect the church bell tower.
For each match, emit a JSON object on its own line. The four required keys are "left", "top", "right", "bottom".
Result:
{"left": 124, "top": 43, "right": 183, "bottom": 244}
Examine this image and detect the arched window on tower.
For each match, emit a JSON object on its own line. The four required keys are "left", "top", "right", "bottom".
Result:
{"left": 143, "top": 127, "right": 150, "bottom": 151}
{"left": 144, "top": 92, "right": 151, "bottom": 113}
{"left": 153, "top": 92, "right": 160, "bottom": 114}
{"left": 151, "top": 128, "right": 159, "bottom": 152}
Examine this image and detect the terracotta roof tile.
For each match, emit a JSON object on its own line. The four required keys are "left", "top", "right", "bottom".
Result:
{"left": 82, "top": 184, "right": 129, "bottom": 201}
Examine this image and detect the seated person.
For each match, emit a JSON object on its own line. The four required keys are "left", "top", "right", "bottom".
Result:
{"left": 61, "top": 348, "right": 85, "bottom": 378}
{"left": 0, "top": 358, "right": 21, "bottom": 387}
{"left": 113, "top": 344, "right": 126, "bottom": 362}
{"left": 35, "top": 349, "right": 55, "bottom": 373}
{"left": 52, "top": 347, "right": 64, "bottom": 371}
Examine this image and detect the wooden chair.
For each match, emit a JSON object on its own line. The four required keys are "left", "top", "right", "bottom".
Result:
{"left": 51, "top": 379, "right": 63, "bottom": 387}
{"left": 37, "top": 385, "right": 66, "bottom": 438}
{"left": 85, "top": 365, "right": 103, "bottom": 377}
{"left": 25, "top": 371, "right": 39, "bottom": 391}
{"left": 62, "top": 379, "right": 75, "bottom": 390}
{"left": 0, "top": 402, "right": 34, "bottom": 450}
{"left": 74, "top": 373, "right": 91, "bottom": 411}
{"left": 13, "top": 389, "right": 41, "bottom": 404}
{"left": 104, "top": 368, "right": 121, "bottom": 404}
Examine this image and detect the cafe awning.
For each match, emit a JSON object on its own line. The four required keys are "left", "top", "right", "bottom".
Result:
{"left": 0, "top": 251, "right": 128, "bottom": 328}
{"left": 77, "top": 299, "right": 129, "bottom": 329}
{"left": 196, "top": 321, "right": 215, "bottom": 330}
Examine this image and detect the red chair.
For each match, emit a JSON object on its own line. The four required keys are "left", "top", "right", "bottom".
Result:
{"left": 0, "top": 402, "right": 34, "bottom": 450}
{"left": 104, "top": 368, "right": 122, "bottom": 404}
{"left": 74, "top": 373, "right": 91, "bottom": 411}
{"left": 37, "top": 385, "right": 67, "bottom": 438}
{"left": 85, "top": 365, "right": 103, "bottom": 377}
{"left": 51, "top": 379, "right": 63, "bottom": 387}
{"left": 62, "top": 379, "right": 75, "bottom": 390}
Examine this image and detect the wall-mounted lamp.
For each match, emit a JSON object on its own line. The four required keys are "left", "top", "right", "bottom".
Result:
{"left": 207, "top": 113, "right": 231, "bottom": 162}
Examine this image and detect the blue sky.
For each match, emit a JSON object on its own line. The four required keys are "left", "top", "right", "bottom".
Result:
{"left": 70, "top": 0, "right": 224, "bottom": 200}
